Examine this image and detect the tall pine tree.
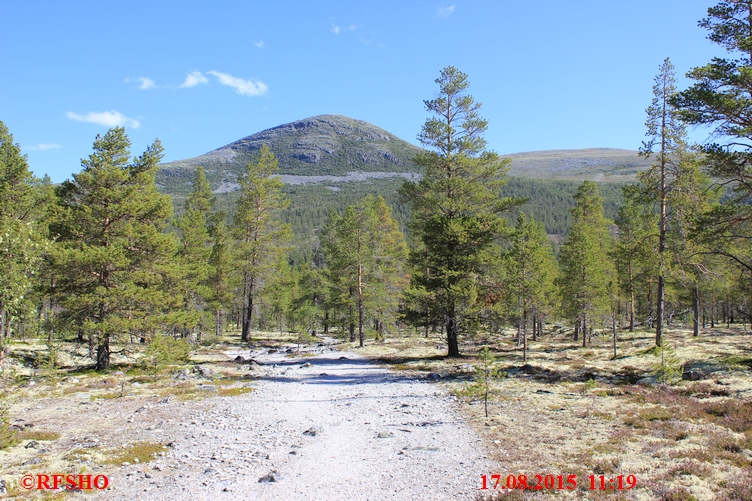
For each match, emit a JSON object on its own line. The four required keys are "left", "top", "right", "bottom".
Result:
{"left": 559, "top": 181, "right": 614, "bottom": 347}
{"left": 505, "top": 213, "right": 558, "bottom": 363}
{"left": 323, "top": 195, "right": 407, "bottom": 347}
{"left": 640, "top": 57, "right": 691, "bottom": 347}
{"left": 173, "top": 167, "right": 215, "bottom": 338}
{"left": 233, "top": 145, "right": 291, "bottom": 342}
{"left": 0, "top": 120, "right": 47, "bottom": 354}
{"left": 673, "top": 1, "right": 752, "bottom": 273}
{"left": 401, "top": 66, "right": 521, "bottom": 357}
{"left": 50, "top": 128, "right": 175, "bottom": 369}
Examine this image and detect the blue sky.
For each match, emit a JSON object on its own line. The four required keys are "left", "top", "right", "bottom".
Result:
{"left": 2, "top": 0, "right": 724, "bottom": 183}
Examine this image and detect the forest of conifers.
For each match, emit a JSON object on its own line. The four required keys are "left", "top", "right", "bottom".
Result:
{"left": 3, "top": 0, "right": 752, "bottom": 367}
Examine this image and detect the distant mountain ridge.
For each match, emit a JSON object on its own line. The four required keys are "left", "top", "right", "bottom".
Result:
{"left": 504, "top": 148, "right": 653, "bottom": 182}
{"left": 157, "top": 114, "right": 424, "bottom": 194}
{"left": 156, "top": 114, "right": 653, "bottom": 196}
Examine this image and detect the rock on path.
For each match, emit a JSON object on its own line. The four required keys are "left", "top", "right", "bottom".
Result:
{"left": 101, "top": 347, "right": 494, "bottom": 501}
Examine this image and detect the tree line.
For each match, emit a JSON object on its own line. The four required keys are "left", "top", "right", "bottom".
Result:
{"left": 3, "top": 0, "right": 752, "bottom": 367}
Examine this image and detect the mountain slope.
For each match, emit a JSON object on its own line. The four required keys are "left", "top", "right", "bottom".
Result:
{"left": 505, "top": 148, "right": 653, "bottom": 182}
{"left": 157, "top": 114, "right": 423, "bottom": 194}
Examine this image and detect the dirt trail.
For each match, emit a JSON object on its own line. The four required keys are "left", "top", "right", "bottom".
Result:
{"left": 98, "top": 343, "right": 494, "bottom": 500}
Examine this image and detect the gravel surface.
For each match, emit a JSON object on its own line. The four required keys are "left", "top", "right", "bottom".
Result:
{"left": 99, "top": 343, "right": 494, "bottom": 501}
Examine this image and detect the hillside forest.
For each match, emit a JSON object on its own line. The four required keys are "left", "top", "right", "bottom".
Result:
{"left": 3, "top": 1, "right": 752, "bottom": 369}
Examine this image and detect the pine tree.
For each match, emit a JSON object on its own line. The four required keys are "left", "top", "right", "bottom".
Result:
{"left": 640, "top": 57, "right": 691, "bottom": 347}
{"left": 401, "top": 66, "right": 522, "bottom": 357}
{"left": 50, "top": 127, "right": 175, "bottom": 369}
{"left": 323, "top": 195, "right": 407, "bottom": 347}
{"left": 559, "top": 181, "right": 614, "bottom": 347}
{"left": 673, "top": 1, "right": 752, "bottom": 272}
{"left": 173, "top": 167, "right": 215, "bottom": 338}
{"left": 364, "top": 196, "right": 408, "bottom": 340}
{"left": 0, "top": 120, "right": 47, "bottom": 354}
{"left": 233, "top": 145, "right": 291, "bottom": 342}
{"left": 613, "top": 188, "right": 659, "bottom": 332}
{"left": 505, "top": 213, "right": 558, "bottom": 363}
{"left": 207, "top": 214, "right": 233, "bottom": 339}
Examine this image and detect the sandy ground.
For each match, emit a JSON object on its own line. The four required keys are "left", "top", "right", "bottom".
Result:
{"left": 73, "top": 343, "right": 493, "bottom": 501}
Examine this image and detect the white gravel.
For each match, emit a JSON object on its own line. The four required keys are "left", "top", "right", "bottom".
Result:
{"left": 100, "top": 343, "right": 494, "bottom": 501}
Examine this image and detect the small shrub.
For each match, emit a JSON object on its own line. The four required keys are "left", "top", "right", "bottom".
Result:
{"left": 141, "top": 334, "right": 192, "bottom": 375}
{"left": 652, "top": 343, "right": 683, "bottom": 384}
{"left": 0, "top": 391, "right": 20, "bottom": 450}
{"left": 456, "top": 347, "right": 506, "bottom": 418}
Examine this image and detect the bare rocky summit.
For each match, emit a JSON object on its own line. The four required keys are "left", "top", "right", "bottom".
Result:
{"left": 157, "top": 115, "right": 423, "bottom": 194}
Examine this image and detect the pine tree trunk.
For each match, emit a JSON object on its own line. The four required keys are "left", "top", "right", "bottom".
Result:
{"left": 582, "top": 316, "right": 587, "bottom": 348}
{"left": 446, "top": 319, "right": 459, "bottom": 357}
{"left": 522, "top": 317, "right": 528, "bottom": 364}
{"left": 656, "top": 275, "right": 665, "bottom": 346}
{"left": 95, "top": 332, "right": 110, "bottom": 370}
{"left": 358, "top": 299, "right": 364, "bottom": 348}
{"left": 629, "top": 292, "right": 635, "bottom": 332}
{"left": 215, "top": 308, "right": 223, "bottom": 338}
{"left": 573, "top": 322, "right": 579, "bottom": 342}
{"left": 241, "top": 274, "right": 251, "bottom": 342}
{"left": 612, "top": 315, "right": 617, "bottom": 359}
{"left": 242, "top": 286, "right": 254, "bottom": 343}
{"left": 357, "top": 263, "right": 364, "bottom": 348}
{"left": 693, "top": 283, "right": 700, "bottom": 337}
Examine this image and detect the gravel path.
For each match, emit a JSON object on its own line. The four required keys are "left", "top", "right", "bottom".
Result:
{"left": 101, "top": 343, "right": 494, "bottom": 500}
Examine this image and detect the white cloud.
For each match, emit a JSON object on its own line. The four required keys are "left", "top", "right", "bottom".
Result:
{"left": 207, "top": 71, "right": 268, "bottom": 97}
{"left": 66, "top": 110, "right": 141, "bottom": 129}
{"left": 126, "top": 76, "right": 157, "bottom": 90}
{"left": 254, "top": 39, "right": 265, "bottom": 49}
{"left": 436, "top": 5, "right": 456, "bottom": 18}
{"left": 25, "top": 143, "right": 61, "bottom": 151}
{"left": 180, "top": 71, "right": 209, "bottom": 88}
{"left": 330, "top": 21, "right": 357, "bottom": 35}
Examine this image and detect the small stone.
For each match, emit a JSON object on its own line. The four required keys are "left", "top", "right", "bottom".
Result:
{"left": 377, "top": 431, "right": 394, "bottom": 439}
{"left": 234, "top": 356, "right": 247, "bottom": 364}
{"left": 683, "top": 368, "right": 709, "bottom": 381}
{"left": 301, "top": 362, "right": 312, "bottom": 368}
{"left": 25, "top": 440, "right": 40, "bottom": 449}
{"left": 194, "top": 365, "right": 213, "bottom": 379}
{"left": 258, "top": 471, "right": 280, "bottom": 483}
{"left": 302, "top": 426, "right": 319, "bottom": 436}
